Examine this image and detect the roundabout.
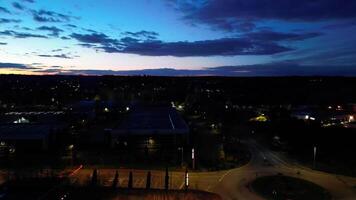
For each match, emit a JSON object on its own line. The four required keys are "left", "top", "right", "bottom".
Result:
{"left": 251, "top": 175, "right": 331, "bottom": 200}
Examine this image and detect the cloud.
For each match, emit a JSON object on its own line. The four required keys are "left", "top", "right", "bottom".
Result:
{"left": 246, "top": 31, "right": 322, "bottom": 41}
{"left": 123, "top": 30, "right": 159, "bottom": 40}
{"left": 224, "top": 21, "right": 256, "bottom": 32}
{"left": 34, "top": 63, "right": 356, "bottom": 77}
{"left": 0, "top": 30, "right": 48, "bottom": 39}
{"left": 3, "top": 61, "right": 356, "bottom": 77}
{"left": 37, "top": 26, "right": 64, "bottom": 37}
{"left": 21, "top": 0, "right": 35, "bottom": 3}
{"left": 291, "top": 46, "right": 356, "bottom": 66}
{"left": 12, "top": 2, "right": 25, "bottom": 10}
{"left": 113, "top": 38, "right": 292, "bottom": 56}
{"left": 0, "top": 42, "right": 7, "bottom": 45}
{"left": 71, "top": 30, "right": 320, "bottom": 57}
{"left": 70, "top": 32, "right": 119, "bottom": 44}
{"left": 13, "top": 25, "right": 32, "bottom": 31}
{"left": 172, "top": 0, "right": 356, "bottom": 32}
{"left": 82, "top": 28, "right": 98, "bottom": 33}
{"left": 322, "top": 20, "right": 356, "bottom": 30}
{"left": 37, "top": 54, "right": 75, "bottom": 59}
{"left": 0, "top": 6, "right": 11, "bottom": 14}
{"left": 0, "top": 18, "right": 21, "bottom": 24}
{"left": 0, "top": 62, "right": 37, "bottom": 69}
{"left": 78, "top": 43, "right": 97, "bottom": 48}
{"left": 60, "top": 36, "right": 70, "bottom": 40}
{"left": 31, "top": 9, "right": 76, "bottom": 23}
{"left": 65, "top": 24, "right": 77, "bottom": 28}
{"left": 51, "top": 49, "right": 62, "bottom": 52}
{"left": 204, "top": 63, "right": 356, "bottom": 76}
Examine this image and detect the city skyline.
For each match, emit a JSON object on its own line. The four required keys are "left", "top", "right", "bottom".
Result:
{"left": 1, "top": 0, "right": 356, "bottom": 76}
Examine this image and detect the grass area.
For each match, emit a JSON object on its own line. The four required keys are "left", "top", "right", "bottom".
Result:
{"left": 198, "top": 143, "right": 251, "bottom": 171}
{"left": 251, "top": 175, "right": 331, "bottom": 200}
{"left": 2, "top": 179, "right": 222, "bottom": 200}
{"left": 48, "top": 187, "right": 222, "bottom": 200}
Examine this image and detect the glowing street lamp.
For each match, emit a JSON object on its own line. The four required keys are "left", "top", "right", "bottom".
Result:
{"left": 185, "top": 169, "right": 189, "bottom": 190}
{"left": 192, "top": 148, "right": 195, "bottom": 170}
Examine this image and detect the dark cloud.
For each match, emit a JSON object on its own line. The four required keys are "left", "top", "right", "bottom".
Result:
{"left": 82, "top": 28, "right": 98, "bottom": 33}
{"left": 13, "top": 25, "right": 32, "bottom": 31}
{"left": 4, "top": 60, "right": 356, "bottom": 76}
{"left": 291, "top": 46, "right": 356, "bottom": 66}
{"left": 0, "top": 6, "right": 11, "bottom": 14}
{"left": 0, "top": 62, "right": 37, "bottom": 69}
{"left": 0, "top": 42, "right": 7, "bottom": 45}
{"left": 204, "top": 63, "right": 356, "bottom": 76}
{"left": 78, "top": 43, "right": 97, "bottom": 48}
{"left": 21, "top": 0, "right": 35, "bottom": 3}
{"left": 71, "top": 30, "right": 320, "bottom": 57}
{"left": 60, "top": 36, "right": 70, "bottom": 40}
{"left": 30, "top": 63, "right": 43, "bottom": 65}
{"left": 37, "top": 63, "right": 356, "bottom": 77}
{"left": 230, "top": 21, "right": 256, "bottom": 32}
{"left": 31, "top": 9, "right": 76, "bottom": 23}
{"left": 38, "top": 54, "right": 75, "bottom": 59}
{"left": 12, "top": 2, "right": 25, "bottom": 10}
{"left": 70, "top": 32, "right": 119, "bottom": 45}
{"left": 51, "top": 49, "right": 62, "bottom": 52}
{"left": 322, "top": 20, "right": 356, "bottom": 30}
{"left": 123, "top": 31, "right": 159, "bottom": 40}
{"left": 112, "top": 38, "right": 292, "bottom": 56}
{"left": 65, "top": 24, "right": 78, "bottom": 28}
{"left": 172, "top": 0, "right": 356, "bottom": 32}
{"left": 246, "top": 31, "right": 322, "bottom": 42}
{"left": 0, "top": 18, "right": 21, "bottom": 24}
{"left": 120, "top": 37, "right": 140, "bottom": 44}
{"left": 0, "top": 30, "right": 48, "bottom": 39}
{"left": 37, "top": 26, "right": 64, "bottom": 37}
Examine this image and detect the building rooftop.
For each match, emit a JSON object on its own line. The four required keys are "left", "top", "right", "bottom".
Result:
{"left": 113, "top": 106, "right": 189, "bottom": 136}
{"left": 0, "top": 124, "right": 62, "bottom": 140}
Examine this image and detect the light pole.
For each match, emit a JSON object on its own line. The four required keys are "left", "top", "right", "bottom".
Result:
{"left": 192, "top": 148, "right": 195, "bottom": 170}
{"left": 178, "top": 147, "right": 184, "bottom": 167}
{"left": 185, "top": 168, "right": 189, "bottom": 190}
{"left": 313, "top": 146, "right": 317, "bottom": 169}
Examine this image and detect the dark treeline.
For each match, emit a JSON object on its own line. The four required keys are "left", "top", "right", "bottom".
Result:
{"left": 0, "top": 75, "right": 355, "bottom": 107}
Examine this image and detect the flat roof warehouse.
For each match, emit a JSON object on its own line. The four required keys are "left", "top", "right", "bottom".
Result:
{"left": 112, "top": 106, "right": 189, "bottom": 136}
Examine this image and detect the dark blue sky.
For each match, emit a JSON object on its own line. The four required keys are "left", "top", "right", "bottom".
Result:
{"left": 0, "top": 0, "right": 356, "bottom": 76}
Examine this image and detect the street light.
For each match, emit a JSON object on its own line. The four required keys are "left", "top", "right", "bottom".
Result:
{"left": 185, "top": 168, "right": 189, "bottom": 190}
{"left": 192, "top": 148, "right": 195, "bottom": 170}
{"left": 178, "top": 147, "right": 184, "bottom": 167}
{"left": 313, "top": 146, "right": 317, "bottom": 169}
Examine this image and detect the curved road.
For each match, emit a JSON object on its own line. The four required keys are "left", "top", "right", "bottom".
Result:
{"left": 210, "top": 139, "right": 356, "bottom": 200}
{"left": 38, "top": 139, "right": 356, "bottom": 200}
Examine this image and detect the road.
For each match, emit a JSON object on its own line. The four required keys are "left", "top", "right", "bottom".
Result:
{"left": 2, "top": 139, "right": 356, "bottom": 200}
{"left": 70, "top": 139, "right": 356, "bottom": 199}
{"left": 210, "top": 139, "right": 356, "bottom": 200}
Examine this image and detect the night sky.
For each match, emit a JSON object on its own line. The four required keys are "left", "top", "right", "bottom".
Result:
{"left": 0, "top": 0, "right": 356, "bottom": 76}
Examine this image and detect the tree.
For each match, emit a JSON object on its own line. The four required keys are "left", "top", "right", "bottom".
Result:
{"left": 112, "top": 170, "right": 119, "bottom": 188}
{"left": 146, "top": 171, "right": 151, "bottom": 189}
{"left": 128, "top": 171, "right": 133, "bottom": 189}
{"left": 164, "top": 167, "right": 169, "bottom": 190}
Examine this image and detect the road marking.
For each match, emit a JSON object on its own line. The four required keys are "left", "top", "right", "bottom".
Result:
{"left": 179, "top": 180, "right": 185, "bottom": 189}
{"left": 168, "top": 114, "right": 175, "bottom": 129}
{"left": 219, "top": 170, "right": 232, "bottom": 182}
